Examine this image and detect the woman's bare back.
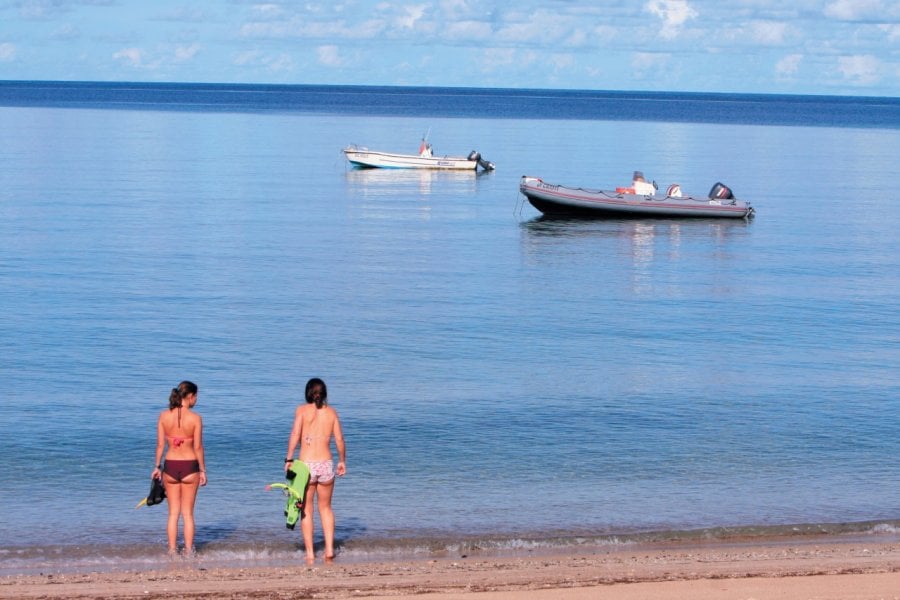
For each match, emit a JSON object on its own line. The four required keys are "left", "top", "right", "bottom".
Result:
{"left": 159, "top": 407, "right": 201, "bottom": 460}
{"left": 297, "top": 404, "right": 338, "bottom": 462}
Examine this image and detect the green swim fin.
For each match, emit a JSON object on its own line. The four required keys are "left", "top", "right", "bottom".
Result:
{"left": 266, "top": 460, "right": 310, "bottom": 529}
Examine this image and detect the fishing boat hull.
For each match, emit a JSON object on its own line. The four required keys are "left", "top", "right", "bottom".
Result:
{"left": 343, "top": 146, "right": 494, "bottom": 171}
{"left": 520, "top": 176, "right": 754, "bottom": 219}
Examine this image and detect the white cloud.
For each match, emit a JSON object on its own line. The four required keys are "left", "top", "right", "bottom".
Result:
{"left": 239, "top": 16, "right": 387, "bottom": 41}
{"left": 174, "top": 43, "right": 200, "bottom": 62}
{"left": 495, "top": 10, "right": 575, "bottom": 45}
{"left": 589, "top": 23, "right": 620, "bottom": 44}
{"left": 113, "top": 47, "right": 143, "bottom": 67}
{"left": 111, "top": 44, "right": 198, "bottom": 71}
{"left": 239, "top": 21, "right": 287, "bottom": 38}
{"left": 824, "top": 0, "right": 884, "bottom": 21}
{"left": 251, "top": 4, "right": 287, "bottom": 19}
{"left": 479, "top": 47, "right": 538, "bottom": 73}
{"left": 18, "top": 0, "right": 68, "bottom": 19}
{"left": 549, "top": 53, "right": 575, "bottom": 71}
{"left": 645, "top": 0, "right": 698, "bottom": 40}
{"left": 776, "top": 53, "right": 803, "bottom": 76}
{"left": 155, "top": 7, "right": 208, "bottom": 23}
{"left": 265, "top": 53, "right": 295, "bottom": 73}
{"left": 232, "top": 4, "right": 611, "bottom": 51}
{"left": 747, "top": 20, "right": 790, "bottom": 45}
{"left": 566, "top": 29, "right": 587, "bottom": 47}
{"left": 394, "top": 4, "right": 427, "bottom": 29}
{"left": 878, "top": 24, "right": 900, "bottom": 41}
{"left": 836, "top": 54, "right": 880, "bottom": 85}
{"left": 51, "top": 24, "right": 80, "bottom": 41}
{"left": 233, "top": 50, "right": 294, "bottom": 74}
{"left": 233, "top": 50, "right": 262, "bottom": 66}
{"left": 439, "top": 0, "right": 479, "bottom": 20}
{"left": 632, "top": 52, "right": 671, "bottom": 72}
{"left": 443, "top": 20, "right": 492, "bottom": 41}
{"left": 317, "top": 45, "right": 345, "bottom": 68}
{"left": 0, "top": 42, "right": 15, "bottom": 61}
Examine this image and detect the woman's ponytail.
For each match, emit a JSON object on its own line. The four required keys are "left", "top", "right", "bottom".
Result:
{"left": 169, "top": 387, "right": 182, "bottom": 409}
{"left": 169, "top": 380, "right": 198, "bottom": 409}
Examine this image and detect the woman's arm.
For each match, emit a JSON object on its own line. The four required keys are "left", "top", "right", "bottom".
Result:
{"left": 284, "top": 406, "right": 303, "bottom": 471}
{"left": 333, "top": 412, "right": 346, "bottom": 476}
{"left": 152, "top": 414, "right": 165, "bottom": 479}
{"left": 193, "top": 415, "right": 207, "bottom": 486}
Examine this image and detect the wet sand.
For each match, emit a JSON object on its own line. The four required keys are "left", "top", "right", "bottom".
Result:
{"left": 2, "top": 537, "right": 897, "bottom": 599}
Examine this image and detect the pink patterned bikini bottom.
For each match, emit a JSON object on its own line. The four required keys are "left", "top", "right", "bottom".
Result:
{"left": 304, "top": 460, "right": 335, "bottom": 484}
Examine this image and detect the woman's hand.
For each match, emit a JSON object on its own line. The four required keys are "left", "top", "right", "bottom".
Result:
{"left": 152, "top": 467, "right": 161, "bottom": 480}
{"left": 199, "top": 471, "right": 208, "bottom": 486}
{"left": 336, "top": 461, "right": 346, "bottom": 477}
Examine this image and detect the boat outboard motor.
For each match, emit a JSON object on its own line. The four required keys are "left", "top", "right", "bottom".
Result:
{"left": 468, "top": 150, "right": 496, "bottom": 171}
{"left": 708, "top": 182, "right": 734, "bottom": 200}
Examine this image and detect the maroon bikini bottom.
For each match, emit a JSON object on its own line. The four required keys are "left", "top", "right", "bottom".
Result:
{"left": 163, "top": 459, "right": 200, "bottom": 482}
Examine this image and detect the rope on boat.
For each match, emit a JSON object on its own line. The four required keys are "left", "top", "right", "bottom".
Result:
{"left": 570, "top": 186, "right": 609, "bottom": 196}
{"left": 514, "top": 191, "right": 527, "bottom": 218}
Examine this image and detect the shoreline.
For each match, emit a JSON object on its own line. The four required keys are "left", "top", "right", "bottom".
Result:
{"left": 3, "top": 519, "right": 898, "bottom": 575}
{"left": 2, "top": 534, "right": 897, "bottom": 599}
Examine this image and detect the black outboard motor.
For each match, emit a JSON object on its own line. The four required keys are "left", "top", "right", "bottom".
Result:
{"left": 708, "top": 182, "right": 734, "bottom": 200}
{"left": 468, "top": 150, "right": 495, "bottom": 171}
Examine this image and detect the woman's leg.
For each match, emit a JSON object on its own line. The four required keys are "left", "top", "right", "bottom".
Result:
{"left": 300, "top": 483, "right": 317, "bottom": 562}
{"left": 162, "top": 476, "right": 182, "bottom": 553}
{"left": 316, "top": 480, "right": 336, "bottom": 559}
{"left": 179, "top": 473, "right": 201, "bottom": 553}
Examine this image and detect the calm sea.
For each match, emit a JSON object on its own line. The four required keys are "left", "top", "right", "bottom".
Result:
{"left": 0, "top": 82, "right": 898, "bottom": 574}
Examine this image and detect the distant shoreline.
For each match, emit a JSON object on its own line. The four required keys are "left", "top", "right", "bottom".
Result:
{"left": 1, "top": 79, "right": 899, "bottom": 101}
{"left": 1, "top": 80, "right": 896, "bottom": 128}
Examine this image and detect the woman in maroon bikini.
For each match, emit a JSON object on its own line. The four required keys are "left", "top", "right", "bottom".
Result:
{"left": 151, "top": 380, "right": 207, "bottom": 556}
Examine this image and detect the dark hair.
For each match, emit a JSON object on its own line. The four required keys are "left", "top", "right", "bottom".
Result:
{"left": 169, "top": 380, "right": 198, "bottom": 410}
{"left": 305, "top": 378, "right": 327, "bottom": 409}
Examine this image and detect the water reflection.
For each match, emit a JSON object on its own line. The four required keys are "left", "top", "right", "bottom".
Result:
{"left": 344, "top": 167, "right": 487, "bottom": 197}
{"left": 519, "top": 215, "right": 755, "bottom": 299}
{"left": 520, "top": 214, "right": 751, "bottom": 265}
{"left": 523, "top": 214, "right": 750, "bottom": 237}
{"left": 343, "top": 167, "right": 492, "bottom": 222}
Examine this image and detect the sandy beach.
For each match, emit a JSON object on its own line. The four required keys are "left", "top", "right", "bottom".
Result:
{"left": 2, "top": 537, "right": 897, "bottom": 600}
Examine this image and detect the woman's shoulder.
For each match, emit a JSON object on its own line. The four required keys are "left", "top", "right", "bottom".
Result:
{"left": 175, "top": 407, "right": 200, "bottom": 423}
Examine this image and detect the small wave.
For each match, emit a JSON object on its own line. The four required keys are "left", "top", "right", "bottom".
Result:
{"left": 3, "top": 520, "right": 898, "bottom": 576}
{"left": 870, "top": 523, "right": 899, "bottom": 535}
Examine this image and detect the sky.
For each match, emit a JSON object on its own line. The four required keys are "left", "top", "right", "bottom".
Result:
{"left": 0, "top": 0, "right": 898, "bottom": 96}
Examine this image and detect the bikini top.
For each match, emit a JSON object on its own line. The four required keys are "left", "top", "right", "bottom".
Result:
{"left": 168, "top": 407, "right": 194, "bottom": 448}
{"left": 169, "top": 436, "right": 193, "bottom": 448}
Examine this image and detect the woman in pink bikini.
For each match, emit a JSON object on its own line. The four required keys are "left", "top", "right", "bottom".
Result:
{"left": 284, "top": 377, "right": 346, "bottom": 563}
{"left": 151, "top": 380, "right": 207, "bottom": 556}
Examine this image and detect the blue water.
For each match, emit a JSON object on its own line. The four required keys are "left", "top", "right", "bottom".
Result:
{"left": 0, "top": 82, "right": 898, "bottom": 574}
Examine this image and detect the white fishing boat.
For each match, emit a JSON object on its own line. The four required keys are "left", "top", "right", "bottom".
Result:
{"left": 519, "top": 172, "right": 754, "bottom": 219}
{"left": 343, "top": 139, "right": 494, "bottom": 171}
